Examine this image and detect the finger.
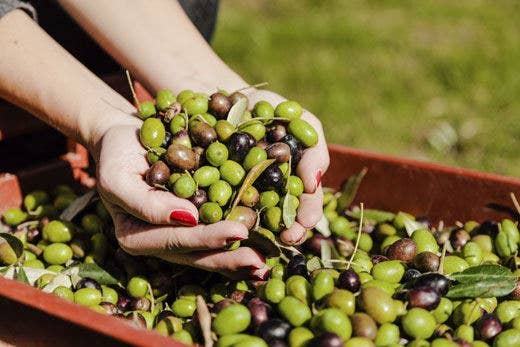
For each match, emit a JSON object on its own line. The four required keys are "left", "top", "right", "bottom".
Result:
{"left": 113, "top": 211, "right": 248, "bottom": 254}
{"left": 296, "top": 186, "right": 324, "bottom": 228}
{"left": 297, "top": 112, "right": 330, "bottom": 193}
{"left": 280, "top": 222, "right": 307, "bottom": 246}
{"left": 159, "top": 247, "right": 269, "bottom": 279}
{"left": 97, "top": 126, "right": 199, "bottom": 226}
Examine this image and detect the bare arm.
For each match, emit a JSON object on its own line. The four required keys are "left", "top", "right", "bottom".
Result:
{"left": 0, "top": 9, "right": 137, "bottom": 154}
{"left": 57, "top": 0, "right": 248, "bottom": 94}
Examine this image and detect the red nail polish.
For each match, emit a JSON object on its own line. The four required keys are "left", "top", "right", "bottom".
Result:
{"left": 170, "top": 210, "right": 197, "bottom": 227}
{"left": 227, "top": 236, "right": 246, "bottom": 242}
{"left": 314, "top": 170, "right": 322, "bottom": 192}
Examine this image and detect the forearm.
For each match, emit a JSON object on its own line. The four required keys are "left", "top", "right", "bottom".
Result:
{"left": 58, "top": 0, "right": 248, "bottom": 95}
{"left": 0, "top": 10, "right": 137, "bottom": 153}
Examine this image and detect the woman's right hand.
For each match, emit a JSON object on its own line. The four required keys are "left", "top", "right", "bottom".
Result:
{"left": 94, "top": 122, "right": 269, "bottom": 280}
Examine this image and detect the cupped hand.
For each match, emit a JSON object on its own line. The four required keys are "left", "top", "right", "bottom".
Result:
{"left": 94, "top": 121, "right": 269, "bottom": 279}
{"left": 246, "top": 89, "right": 330, "bottom": 245}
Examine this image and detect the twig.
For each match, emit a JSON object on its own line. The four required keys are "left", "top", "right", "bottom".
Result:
{"left": 233, "top": 82, "right": 269, "bottom": 93}
{"left": 511, "top": 192, "right": 520, "bottom": 216}
{"left": 438, "top": 241, "right": 448, "bottom": 275}
{"left": 347, "top": 203, "right": 364, "bottom": 270}
{"left": 125, "top": 70, "right": 139, "bottom": 106}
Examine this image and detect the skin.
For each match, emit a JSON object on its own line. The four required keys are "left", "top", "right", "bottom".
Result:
{"left": 0, "top": 1, "right": 329, "bottom": 278}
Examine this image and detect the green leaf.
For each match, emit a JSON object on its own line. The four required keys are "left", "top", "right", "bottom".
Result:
{"left": 242, "top": 229, "right": 281, "bottom": 258}
{"left": 226, "top": 159, "right": 276, "bottom": 217}
{"left": 226, "top": 97, "right": 248, "bottom": 127}
{"left": 282, "top": 194, "right": 297, "bottom": 228}
{"left": 346, "top": 209, "right": 395, "bottom": 223}
{"left": 14, "top": 266, "right": 29, "bottom": 284}
{"left": 446, "top": 264, "right": 517, "bottom": 298}
{"left": 76, "top": 263, "right": 118, "bottom": 285}
{"left": 0, "top": 232, "right": 24, "bottom": 259}
{"left": 321, "top": 240, "right": 333, "bottom": 268}
{"left": 307, "top": 256, "right": 322, "bottom": 272}
{"left": 60, "top": 190, "right": 97, "bottom": 221}
{"left": 336, "top": 168, "right": 367, "bottom": 213}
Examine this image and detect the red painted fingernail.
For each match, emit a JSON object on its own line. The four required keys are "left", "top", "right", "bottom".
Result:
{"left": 314, "top": 170, "right": 322, "bottom": 193}
{"left": 228, "top": 236, "right": 246, "bottom": 242}
{"left": 170, "top": 210, "right": 197, "bottom": 227}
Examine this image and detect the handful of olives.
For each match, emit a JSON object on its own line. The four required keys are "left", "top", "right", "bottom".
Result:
{"left": 137, "top": 88, "right": 318, "bottom": 234}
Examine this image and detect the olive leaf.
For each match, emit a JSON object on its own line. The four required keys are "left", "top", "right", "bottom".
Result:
{"left": 227, "top": 159, "right": 276, "bottom": 216}
{"left": 226, "top": 97, "right": 248, "bottom": 127}
{"left": 315, "top": 214, "right": 331, "bottom": 237}
{"left": 242, "top": 229, "right": 281, "bottom": 258}
{"left": 336, "top": 168, "right": 368, "bottom": 214}
{"left": 196, "top": 295, "right": 214, "bottom": 347}
{"left": 60, "top": 190, "right": 97, "bottom": 221}
{"left": 320, "top": 240, "right": 333, "bottom": 268}
{"left": 237, "top": 117, "right": 290, "bottom": 129}
{"left": 155, "top": 293, "right": 169, "bottom": 304}
{"left": 346, "top": 209, "right": 395, "bottom": 223}
{"left": 6, "top": 267, "right": 54, "bottom": 285}
{"left": 282, "top": 193, "right": 297, "bottom": 228}
{"left": 14, "top": 266, "right": 29, "bottom": 284}
{"left": 0, "top": 232, "right": 24, "bottom": 259}
{"left": 307, "top": 256, "right": 323, "bottom": 272}
{"left": 446, "top": 264, "right": 517, "bottom": 299}
{"left": 403, "top": 217, "right": 424, "bottom": 237}
{"left": 42, "top": 273, "right": 72, "bottom": 293}
{"left": 67, "top": 263, "right": 118, "bottom": 285}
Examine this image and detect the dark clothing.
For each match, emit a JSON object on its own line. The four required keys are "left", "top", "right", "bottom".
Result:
{"left": 0, "top": 0, "right": 219, "bottom": 75}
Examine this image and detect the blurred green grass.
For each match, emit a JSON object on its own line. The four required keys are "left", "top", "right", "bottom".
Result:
{"left": 212, "top": 0, "right": 520, "bottom": 177}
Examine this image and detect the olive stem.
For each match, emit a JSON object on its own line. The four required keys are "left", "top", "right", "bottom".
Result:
{"left": 347, "top": 202, "right": 364, "bottom": 270}
{"left": 233, "top": 82, "right": 269, "bottom": 93}
{"left": 438, "top": 241, "right": 448, "bottom": 275}
{"left": 511, "top": 192, "right": 520, "bottom": 215}
{"left": 147, "top": 282, "right": 155, "bottom": 313}
{"left": 125, "top": 70, "right": 140, "bottom": 106}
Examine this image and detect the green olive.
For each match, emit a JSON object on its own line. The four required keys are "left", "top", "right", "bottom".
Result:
{"left": 172, "top": 298, "right": 197, "bottom": 318}
{"left": 371, "top": 260, "right": 405, "bottom": 283}
{"left": 454, "top": 324, "right": 474, "bottom": 342}
{"left": 402, "top": 308, "right": 436, "bottom": 339}
{"left": 411, "top": 228, "right": 439, "bottom": 254}
{"left": 344, "top": 337, "right": 375, "bottom": 347}
{"left": 442, "top": 255, "right": 469, "bottom": 275}
{"left": 287, "top": 118, "right": 318, "bottom": 147}
{"left": 241, "top": 120, "right": 266, "bottom": 141}
{"left": 170, "top": 114, "right": 187, "bottom": 134}
{"left": 199, "top": 202, "right": 223, "bottom": 224}
{"left": 493, "top": 329, "right": 520, "bottom": 347}
{"left": 286, "top": 275, "right": 311, "bottom": 306}
{"left": 101, "top": 285, "right": 118, "bottom": 305}
{"left": 74, "top": 287, "right": 102, "bottom": 307}
{"left": 23, "top": 190, "right": 49, "bottom": 211}
{"left": 183, "top": 96, "right": 209, "bottom": 115}
{"left": 287, "top": 175, "right": 304, "bottom": 197}
{"left": 311, "top": 308, "right": 352, "bottom": 340}
{"left": 264, "top": 278, "right": 286, "bottom": 304}
{"left": 208, "top": 180, "right": 233, "bottom": 206}
{"left": 275, "top": 100, "right": 303, "bottom": 120}
{"left": 215, "top": 120, "right": 236, "bottom": 142}
{"left": 138, "top": 101, "right": 156, "bottom": 119}
{"left": 262, "top": 207, "right": 283, "bottom": 233}
{"left": 206, "top": 141, "right": 229, "bottom": 167}
{"left": 495, "top": 300, "right": 520, "bottom": 324}
{"left": 212, "top": 304, "right": 251, "bottom": 335}
{"left": 278, "top": 296, "right": 312, "bottom": 327}
{"left": 374, "top": 323, "right": 400, "bottom": 346}
{"left": 311, "top": 271, "right": 334, "bottom": 301}
{"left": 240, "top": 186, "right": 260, "bottom": 208}
{"left": 243, "top": 147, "right": 268, "bottom": 171}
{"left": 288, "top": 327, "right": 314, "bottom": 347}
{"left": 53, "top": 286, "right": 74, "bottom": 301}
{"left": 462, "top": 241, "right": 483, "bottom": 266}
{"left": 220, "top": 160, "right": 246, "bottom": 186}
{"left": 259, "top": 191, "right": 280, "bottom": 209}
{"left": 43, "top": 243, "right": 73, "bottom": 265}
{"left": 2, "top": 207, "right": 28, "bottom": 226}
{"left": 193, "top": 166, "right": 220, "bottom": 187}
{"left": 173, "top": 174, "right": 197, "bottom": 198}
{"left": 82, "top": 214, "right": 103, "bottom": 234}
{"left": 432, "top": 297, "right": 453, "bottom": 323}
{"left": 253, "top": 100, "right": 274, "bottom": 119}
{"left": 155, "top": 89, "right": 176, "bottom": 111}
{"left": 127, "top": 276, "right": 149, "bottom": 298}
{"left": 330, "top": 216, "right": 356, "bottom": 239}
{"left": 326, "top": 289, "right": 355, "bottom": 315}
{"left": 140, "top": 118, "right": 166, "bottom": 148}
{"left": 359, "top": 287, "right": 397, "bottom": 324}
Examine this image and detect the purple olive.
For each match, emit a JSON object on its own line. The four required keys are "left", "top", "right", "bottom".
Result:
{"left": 386, "top": 238, "right": 417, "bottom": 264}
{"left": 304, "top": 234, "right": 332, "bottom": 256}
{"left": 227, "top": 132, "right": 256, "bottom": 162}
{"left": 248, "top": 297, "right": 272, "bottom": 326}
{"left": 166, "top": 143, "right": 196, "bottom": 170}
{"left": 266, "top": 142, "right": 291, "bottom": 163}
{"left": 307, "top": 333, "right": 343, "bottom": 347}
{"left": 256, "top": 164, "right": 285, "bottom": 191}
{"left": 76, "top": 277, "right": 102, "bottom": 292}
{"left": 190, "top": 122, "right": 217, "bottom": 148}
{"left": 209, "top": 92, "right": 232, "bottom": 118}
{"left": 281, "top": 134, "right": 303, "bottom": 168}
{"left": 403, "top": 268, "right": 422, "bottom": 283}
{"left": 413, "top": 251, "right": 440, "bottom": 272}
{"left": 188, "top": 189, "right": 208, "bottom": 209}
{"left": 130, "top": 297, "right": 151, "bottom": 311}
{"left": 477, "top": 314, "right": 502, "bottom": 340}
{"left": 213, "top": 298, "right": 236, "bottom": 313}
{"left": 116, "top": 294, "right": 131, "bottom": 312}
{"left": 266, "top": 124, "right": 287, "bottom": 143}
{"left": 337, "top": 269, "right": 360, "bottom": 293}
{"left": 145, "top": 160, "right": 170, "bottom": 186}
{"left": 371, "top": 254, "right": 389, "bottom": 265}
{"left": 450, "top": 229, "right": 471, "bottom": 250}
{"left": 100, "top": 302, "right": 120, "bottom": 315}
{"left": 412, "top": 273, "right": 450, "bottom": 295}
{"left": 256, "top": 318, "right": 291, "bottom": 342}
{"left": 407, "top": 286, "right": 441, "bottom": 310}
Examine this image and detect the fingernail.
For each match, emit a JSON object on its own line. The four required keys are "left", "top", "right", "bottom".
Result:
{"left": 170, "top": 210, "right": 197, "bottom": 227}
{"left": 251, "top": 270, "right": 270, "bottom": 281}
{"left": 245, "top": 265, "right": 262, "bottom": 270}
{"left": 314, "top": 170, "right": 322, "bottom": 193}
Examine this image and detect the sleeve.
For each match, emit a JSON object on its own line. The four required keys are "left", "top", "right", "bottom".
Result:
{"left": 0, "top": 0, "right": 37, "bottom": 21}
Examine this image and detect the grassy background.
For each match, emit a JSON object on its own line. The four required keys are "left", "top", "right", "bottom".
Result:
{"left": 212, "top": 0, "right": 520, "bottom": 177}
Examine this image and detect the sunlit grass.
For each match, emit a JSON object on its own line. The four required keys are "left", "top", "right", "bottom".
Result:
{"left": 213, "top": 0, "right": 520, "bottom": 177}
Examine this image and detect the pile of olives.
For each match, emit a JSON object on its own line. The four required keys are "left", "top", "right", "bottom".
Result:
{"left": 2, "top": 183, "right": 520, "bottom": 347}
{"left": 137, "top": 88, "right": 317, "bottom": 232}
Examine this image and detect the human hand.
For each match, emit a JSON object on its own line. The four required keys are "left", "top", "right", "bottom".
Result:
{"left": 246, "top": 89, "right": 330, "bottom": 245}
{"left": 94, "top": 122, "right": 269, "bottom": 279}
